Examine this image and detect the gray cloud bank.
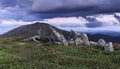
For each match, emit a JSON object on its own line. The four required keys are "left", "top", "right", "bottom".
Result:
{"left": 32, "top": 0, "right": 120, "bottom": 13}
{"left": 0, "top": 0, "right": 120, "bottom": 21}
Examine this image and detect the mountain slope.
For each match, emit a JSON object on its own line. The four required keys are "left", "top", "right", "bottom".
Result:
{"left": 0, "top": 22, "right": 70, "bottom": 39}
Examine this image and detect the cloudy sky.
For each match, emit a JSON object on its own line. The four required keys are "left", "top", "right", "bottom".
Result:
{"left": 0, "top": 0, "right": 120, "bottom": 35}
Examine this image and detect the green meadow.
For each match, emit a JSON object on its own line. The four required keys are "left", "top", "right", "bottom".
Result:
{"left": 0, "top": 37, "right": 120, "bottom": 69}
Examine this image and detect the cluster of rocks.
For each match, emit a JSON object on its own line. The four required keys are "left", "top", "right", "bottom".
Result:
{"left": 50, "top": 28, "right": 114, "bottom": 52}
{"left": 23, "top": 26, "right": 114, "bottom": 52}
{"left": 97, "top": 39, "right": 114, "bottom": 51}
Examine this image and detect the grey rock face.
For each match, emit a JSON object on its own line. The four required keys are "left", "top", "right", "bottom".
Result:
{"left": 68, "top": 39, "right": 75, "bottom": 45}
{"left": 81, "top": 33, "right": 89, "bottom": 43}
{"left": 75, "top": 32, "right": 81, "bottom": 38}
{"left": 22, "top": 35, "right": 41, "bottom": 43}
{"left": 50, "top": 26, "right": 68, "bottom": 46}
{"left": 69, "top": 30, "right": 82, "bottom": 40}
{"left": 69, "top": 30, "right": 76, "bottom": 40}
{"left": 32, "top": 35, "right": 41, "bottom": 43}
{"left": 49, "top": 26, "right": 61, "bottom": 40}
{"left": 60, "top": 34, "right": 68, "bottom": 46}
{"left": 75, "top": 37, "right": 83, "bottom": 45}
{"left": 97, "top": 39, "right": 106, "bottom": 46}
{"left": 104, "top": 42, "right": 114, "bottom": 52}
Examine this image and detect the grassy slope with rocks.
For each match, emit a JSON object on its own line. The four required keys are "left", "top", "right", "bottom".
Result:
{"left": 0, "top": 37, "right": 120, "bottom": 69}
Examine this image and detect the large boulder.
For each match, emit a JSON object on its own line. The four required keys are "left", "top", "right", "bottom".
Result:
{"left": 74, "top": 33, "right": 90, "bottom": 45}
{"left": 60, "top": 34, "right": 69, "bottom": 46}
{"left": 68, "top": 39, "right": 75, "bottom": 45}
{"left": 69, "top": 30, "right": 81, "bottom": 40}
{"left": 104, "top": 42, "right": 114, "bottom": 52}
{"left": 97, "top": 39, "right": 106, "bottom": 46}
{"left": 81, "top": 33, "right": 89, "bottom": 43}
{"left": 50, "top": 26, "right": 68, "bottom": 46}
{"left": 75, "top": 37, "right": 83, "bottom": 45}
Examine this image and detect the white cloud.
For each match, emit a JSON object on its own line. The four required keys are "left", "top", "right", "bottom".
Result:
{"left": 115, "top": 13, "right": 120, "bottom": 16}
{"left": 0, "top": 19, "right": 34, "bottom": 34}
{"left": 43, "top": 17, "right": 88, "bottom": 27}
{"left": 0, "top": 20, "right": 32, "bottom": 26}
{"left": 41, "top": 14, "right": 120, "bottom": 33}
{"left": 90, "top": 14, "right": 119, "bottom": 25}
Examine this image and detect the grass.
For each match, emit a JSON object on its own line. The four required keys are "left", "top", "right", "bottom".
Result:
{"left": 0, "top": 37, "right": 120, "bottom": 69}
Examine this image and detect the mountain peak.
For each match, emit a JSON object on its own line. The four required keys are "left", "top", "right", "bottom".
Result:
{"left": 0, "top": 22, "right": 70, "bottom": 39}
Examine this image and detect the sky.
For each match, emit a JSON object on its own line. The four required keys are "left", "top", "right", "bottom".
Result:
{"left": 0, "top": 0, "right": 120, "bottom": 35}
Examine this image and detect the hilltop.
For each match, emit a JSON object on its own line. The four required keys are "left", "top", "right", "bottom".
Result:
{"left": 0, "top": 22, "right": 70, "bottom": 39}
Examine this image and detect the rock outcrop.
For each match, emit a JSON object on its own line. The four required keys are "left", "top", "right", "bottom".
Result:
{"left": 69, "top": 30, "right": 76, "bottom": 40}
{"left": 75, "top": 37, "right": 83, "bottom": 45}
{"left": 104, "top": 42, "right": 114, "bottom": 52}
{"left": 59, "top": 34, "right": 69, "bottom": 46}
{"left": 97, "top": 39, "right": 106, "bottom": 46}
{"left": 81, "top": 33, "right": 89, "bottom": 44}
{"left": 50, "top": 26, "right": 68, "bottom": 46}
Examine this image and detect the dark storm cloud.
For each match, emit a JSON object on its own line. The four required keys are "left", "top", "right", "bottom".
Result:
{"left": 1, "top": 0, "right": 120, "bottom": 21}
{"left": 31, "top": 0, "right": 120, "bottom": 14}
{"left": 32, "top": 0, "right": 97, "bottom": 12}
{"left": 0, "top": 0, "right": 41, "bottom": 21}
{"left": 0, "top": 0, "right": 31, "bottom": 8}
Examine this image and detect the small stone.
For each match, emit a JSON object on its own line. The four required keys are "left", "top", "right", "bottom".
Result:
{"left": 104, "top": 42, "right": 114, "bottom": 52}
{"left": 97, "top": 39, "right": 106, "bottom": 46}
{"left": 17, "top": 43, "right": 26, "bottom": 45}
{"left": 55, "top": 42, "right": 62, "bottom": 44}
{"left": 89, "top": 41, "right": 97, "bottom": 45}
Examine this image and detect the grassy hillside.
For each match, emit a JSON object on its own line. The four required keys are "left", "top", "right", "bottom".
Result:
{"left": 0, "top": 38, "right": 120, "bottom": 69}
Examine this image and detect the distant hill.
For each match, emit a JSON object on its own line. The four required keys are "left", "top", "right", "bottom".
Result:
{"left": 0, "top": 22, "right": 70, "bottom": 39}
{"left": 88, "top": 34, "right": 120, "bottom": 43}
